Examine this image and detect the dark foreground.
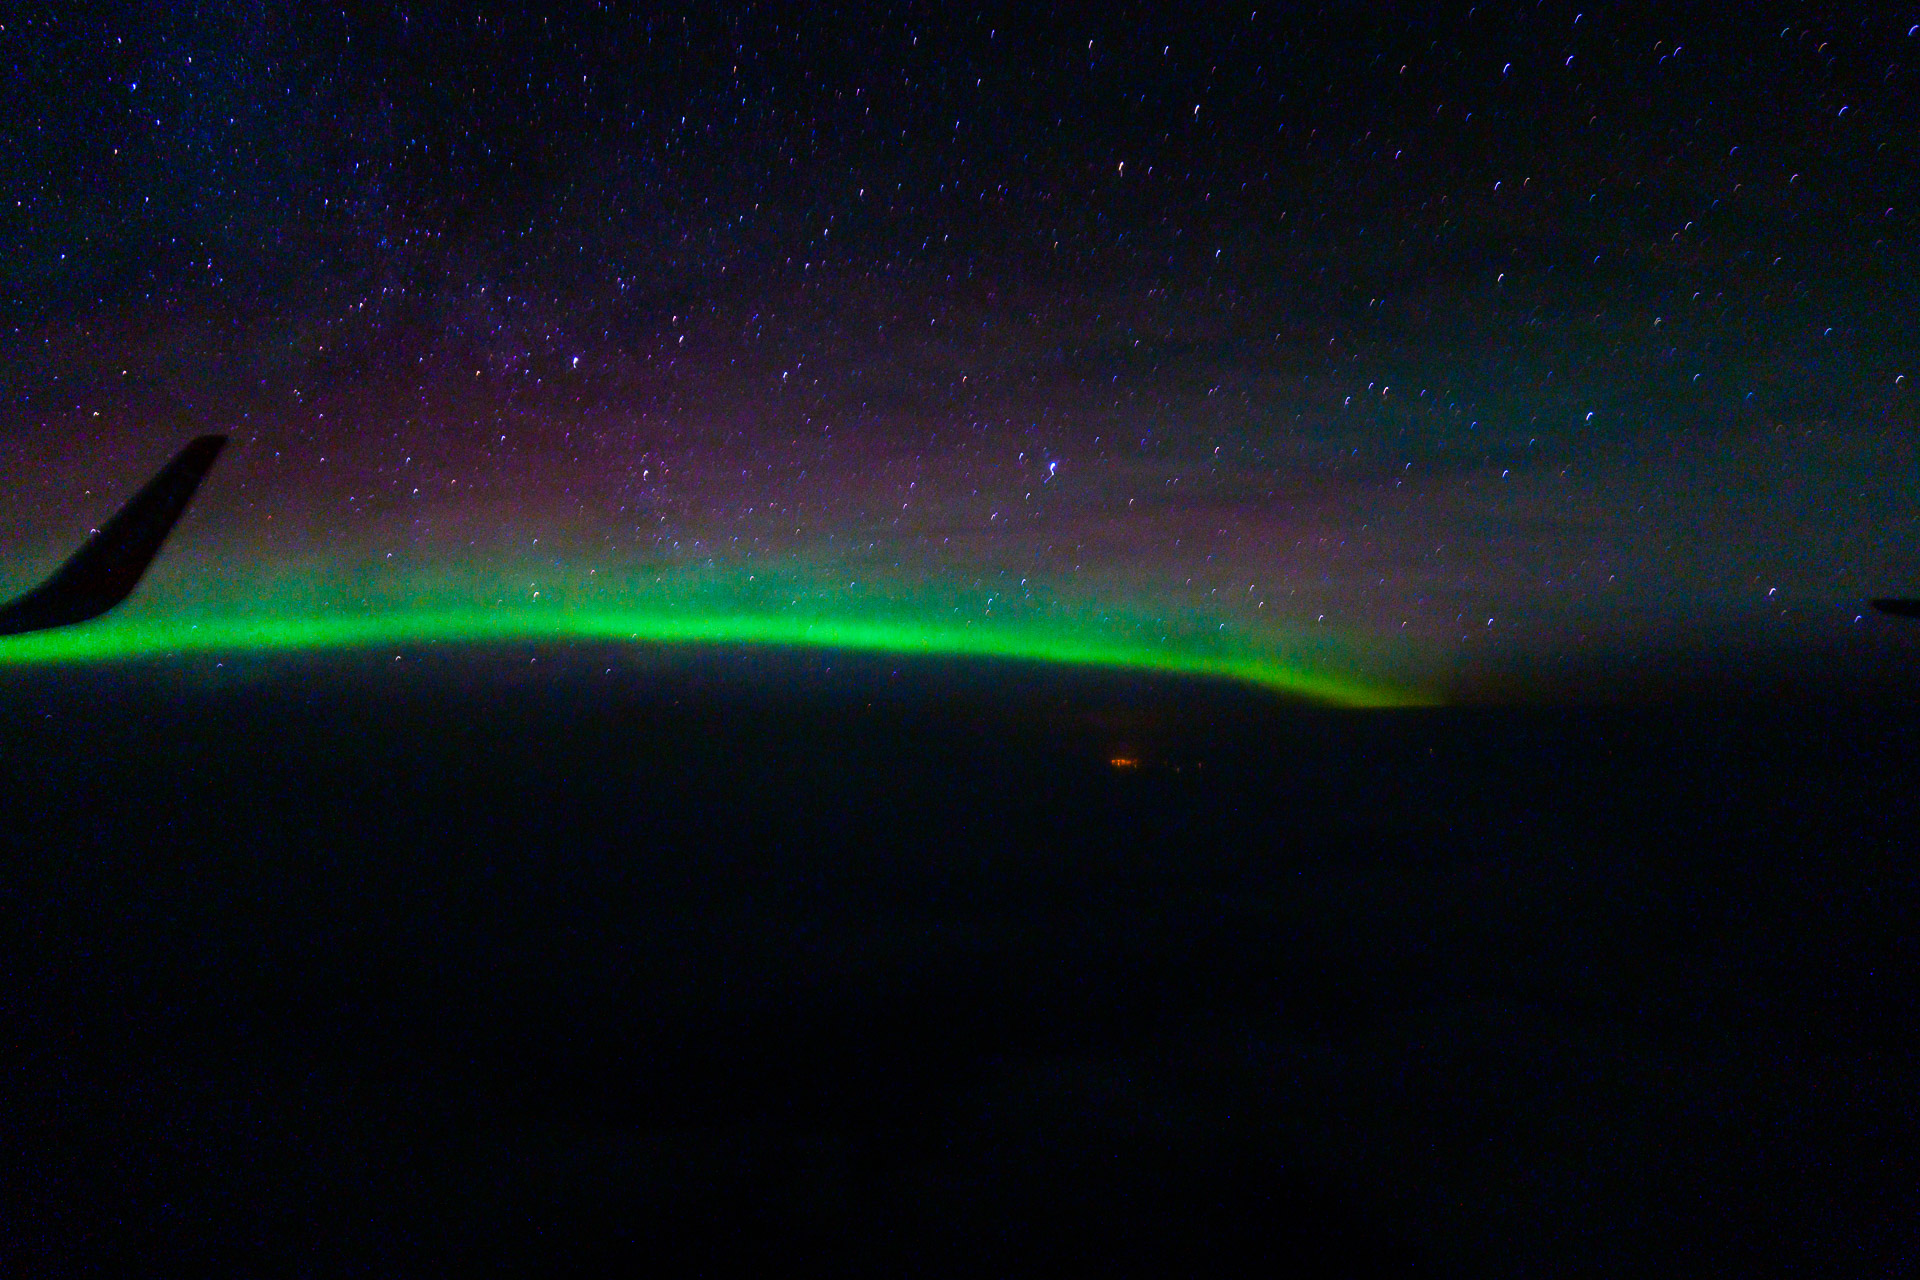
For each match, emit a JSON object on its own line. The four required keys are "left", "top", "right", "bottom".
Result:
{"left": 4, "top": 648, "right": 1916, "bottom": 1275}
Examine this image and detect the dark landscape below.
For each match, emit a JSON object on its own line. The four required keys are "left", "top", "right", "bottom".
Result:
{"left": 4, "top": 649, "right": 1916, "bottom": 1275}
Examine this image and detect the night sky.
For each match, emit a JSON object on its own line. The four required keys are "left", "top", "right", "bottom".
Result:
{"left": 12, "top": 9, "right": 1920, "bottom": 1273}
{"left": 6, "top": 3, "right": 1919, "bottom": 698}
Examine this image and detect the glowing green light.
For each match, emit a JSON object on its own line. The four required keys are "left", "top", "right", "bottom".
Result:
{"left": 0, "top": 603, "right": 1431, "bottom": 708}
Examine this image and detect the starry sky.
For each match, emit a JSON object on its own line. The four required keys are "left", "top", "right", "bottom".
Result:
{"left": 3, "top": 3, "right": 1917, "bottom": 700}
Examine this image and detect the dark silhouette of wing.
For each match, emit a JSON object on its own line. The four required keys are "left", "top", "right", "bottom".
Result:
{"left": 0, "top": 434, "right": 228, "bottom": 636}
{"left": 1871, "top": 599, "right": 1920, "bottom": 619}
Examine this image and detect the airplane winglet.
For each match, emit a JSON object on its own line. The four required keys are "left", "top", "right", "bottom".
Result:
{"left": 1870, "top": 599, "right": 1920, "bottom": 619}
{"left": 0, "top": 434, "right": 228, "bottom": 636}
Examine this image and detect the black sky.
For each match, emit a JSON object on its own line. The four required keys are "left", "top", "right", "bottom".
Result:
{"left": 4, "top": 2, "right": 1918, "bottom": 692}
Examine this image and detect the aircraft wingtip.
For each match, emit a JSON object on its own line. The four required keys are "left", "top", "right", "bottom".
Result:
{"left": 0, "top": 434, "right": 231, "bottom": 637}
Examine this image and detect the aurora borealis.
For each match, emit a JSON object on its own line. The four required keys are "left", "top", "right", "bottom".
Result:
{"left": 0, "top": 607, "right": 1421, "bottom": 707}
{"left": 4, "top": 7, "right": 1918, "bottom": 699}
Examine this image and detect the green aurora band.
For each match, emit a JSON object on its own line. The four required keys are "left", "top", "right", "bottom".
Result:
{"left": 0, "top": 588, "right": 1429, "bottom": 708}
